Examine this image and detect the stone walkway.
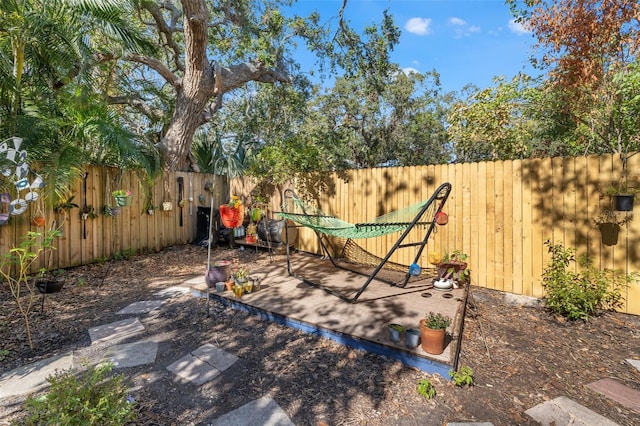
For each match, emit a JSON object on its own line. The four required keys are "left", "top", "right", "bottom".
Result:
{"left": 1, "top": 279, "right": 639, "bottom": 425}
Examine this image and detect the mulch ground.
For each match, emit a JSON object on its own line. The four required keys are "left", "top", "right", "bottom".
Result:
{"left": 1, "top": 244, "right": 640, "bottom": 425}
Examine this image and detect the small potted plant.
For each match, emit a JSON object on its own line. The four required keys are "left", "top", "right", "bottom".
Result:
{"left": 604, "top": 181, "right": 640, "bottom": 211}
{"left": 233, "top": 267, "right": 249, "bottom": 285}
{"left": 593, "top": 209, "right": 632, "bottom": 246}
{"left": 419, "top": 312, "right": 451, "bottom": 355}
{"left": 436, "top": 250, "right": 470, "bottom": 285}
{"left": 80, "top": 205, "right": 98, "bottom": 221}
{"left": 112, "top": 189, "right": 132, "bottom": 207}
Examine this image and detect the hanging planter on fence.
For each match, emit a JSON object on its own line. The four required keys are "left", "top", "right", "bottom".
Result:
{"left": 113, "top": 190, "right": 132, "bottom": 207}
{"left": 614, "top": 195, "right": 634, "bottom": 211}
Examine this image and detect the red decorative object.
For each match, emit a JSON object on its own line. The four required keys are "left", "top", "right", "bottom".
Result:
{"left": 435, "top": 211, "right": 448, "bottom": 225}
{"left": 245, "top": 235, "right": 257, "bottom": 244}
{"left": 220, "top": 204, "right": 243, "bottom": 228}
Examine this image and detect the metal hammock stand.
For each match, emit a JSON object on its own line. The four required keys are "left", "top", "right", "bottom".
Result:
{"left": 279, "top": 182, "right": 452, "bottom": 303}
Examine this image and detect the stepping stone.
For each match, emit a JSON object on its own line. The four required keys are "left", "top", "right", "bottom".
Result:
{"left": 88, "top": 317, "right": 145, "bottom": 345}
{"left": 587, "top": 378, "right": 640, "bottom": 414}
{"left": 525, "top": 396, "right": 620, "bottom": 426}
{"left": 167, "top": 344, "right": 238, "bottom": 386}
{"left": 626, "top": 358, "right": 640, "bottom": 373}
{"left": 447, "top": 423, "right": 494, "bottom": 426}
{"left": 153, "top": 286, "right": 191, "bottom": 298}
{"left": 212, "top": 396, "right": 295, "bottom": 426}
{"left": 101, "top": 341, "right": 159, "bottom": 369}
{"left": 116, "top": 300, "right": 164, "bottom": 315}
{"left": 0, "top": 354, "right": 74, "bottom": 399}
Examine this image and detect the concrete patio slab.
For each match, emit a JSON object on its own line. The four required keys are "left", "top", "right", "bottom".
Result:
{"left": 116, "top": 300, "right": 164, "bottom": 315}
{"left": 167, "top": 354, "right": 223, "bottom": 386}
{"left": 153, "top": 286, "right": 191, "bottom": 298}
{"left": 211, "top": 396, "right": 295, "bottom": 426}
{"left": 587, "top": 378, "right": 640, "bottom": 414}
{"left": 192, "top": 343, "right": 239, "bottom": 372}
{"left": 88, "top": 317, "right": 145, "bottom": 345}
{"left": 167, "top": 344, "right": 238, "bottom": 386}
{"left": 525, "top": 396, "right": 620, "bottom": 426}
{"left": 0, "top": 354, "right": 74, "bottom": 399}
{"left": 101, "top": 341, "right": 159, "bottom": 369}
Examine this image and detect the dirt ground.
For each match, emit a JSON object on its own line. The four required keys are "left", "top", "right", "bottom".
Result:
{"left": 1, "top": 244, "right": 640, "bottom": 425}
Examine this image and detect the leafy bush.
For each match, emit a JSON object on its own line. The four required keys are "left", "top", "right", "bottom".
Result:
{"left": 23, "top": 362, "right": 136, "bottom": 425}
{"left": 416, "top": 378, "right": 436, "bottom": 399}
{"left": 449, "top": 365, "right": 474, "bottom": 387}
{"left": 542, "top": 241, "right": 635, "bottom": 321}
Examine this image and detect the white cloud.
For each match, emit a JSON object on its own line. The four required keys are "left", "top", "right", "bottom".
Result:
{"left": 402, "top": 67, "right": 420, "bottom": 75}
{"left": 508, "top": 19, "right": 531, "bottom": 35}
{"left": 449, "top": 17, "right": 466, "bottom": 26}
{"left": 448, "top": 16, "right": 481, "bottom": 38}
{"left": 405, "top": 17, "right": 432, "bottom": 36}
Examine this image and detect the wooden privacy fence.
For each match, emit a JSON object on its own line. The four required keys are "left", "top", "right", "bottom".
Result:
{"left": 0, "top": 165, "right": 226, "bottom": 272}
{"left": 232, "top": 154, "right": 640, "bottom": 315}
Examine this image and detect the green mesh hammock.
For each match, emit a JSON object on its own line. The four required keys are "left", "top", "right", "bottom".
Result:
{"left": 278, "top": 191, "right": 439, "bottom": 239}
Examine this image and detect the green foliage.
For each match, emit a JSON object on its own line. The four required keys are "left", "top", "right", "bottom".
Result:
{"left": 23, "top": 362, "right": 136, "bottom": 426}
{"left": 449, "top": 366, "right": 474, "bottom": 387}
{"left": 0, "top": 349, "right": 9, "bottom": 362}
{"left": 424, "top": 312, "right": 451, "bottom": 330}
{"left": 542, "top": 241, "right": 635, "bottom": 321}
{"left": 0, "top": 230, "right": 61, "bottom": 348}
{"left": 416, "top": 378, "right": 436, "bottom": 399}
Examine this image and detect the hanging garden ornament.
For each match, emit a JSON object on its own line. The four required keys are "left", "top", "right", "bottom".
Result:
{"left": 409, "top": 263, "right": 422, "bottom": 276}
{"left": 0, "top": 136, "right": 42, "bottom": 222}
{"left": 435, "top": 211, "right": 448, "bottom": 225}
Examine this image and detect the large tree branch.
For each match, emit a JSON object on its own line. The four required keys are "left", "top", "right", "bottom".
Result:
{"left": 107, "top": 95, "right": 164, "bottom": 122}
{"left": 142, "top": 1, "right": 184, "bottom": 71}
{"left": 124, "top": 54, "right": 181, "bottom": 87}
{"left": 221, "top": 58, "right": 292, "bottom": 92}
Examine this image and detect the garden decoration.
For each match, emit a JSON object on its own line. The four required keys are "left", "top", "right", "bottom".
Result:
{"left": 0, "top": 137, "right": 45, "bottom": 224}
{"left": 112, "top": 189, "right": 132, "bottom": 206}
{"left": 278, "top": 183, "right": 452, "bottom": 303}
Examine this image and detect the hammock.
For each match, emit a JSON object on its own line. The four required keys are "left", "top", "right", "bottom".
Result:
{"left": 279, "top": 196, "right": 434, "bottom": 239}
{"left": 279, "top": 182, "right": 452, "bottom": 303}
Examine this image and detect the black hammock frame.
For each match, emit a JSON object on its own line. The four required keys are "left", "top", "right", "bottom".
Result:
{"left": 282, "top": 182, "right": 452, "bottom": 303}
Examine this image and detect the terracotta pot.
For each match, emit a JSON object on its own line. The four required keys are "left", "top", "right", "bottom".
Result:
{"left": 419, "top": 319, "right": 446, "bottom": 355}
{"left": 225, "top": 280, "right": 234, "bottom": 292}
{"left": 31, "top": 216, "right": 46, "bottom": 227}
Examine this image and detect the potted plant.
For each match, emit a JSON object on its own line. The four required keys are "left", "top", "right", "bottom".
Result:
{"left": 419, "top": 312, "right": 451, "bottom": 355}
{"left": 246, "top": 222, "right": 257, "bottom": 244}
{"left": 436, "top": 250, "right": 470, "bottom": 285}
{"left": 112, "top": 189, "right": 132, "bottom": 207}
{"left": 388, "top": 323, "right": 404, "bottom": 342}
{"left": 604, "top": 181, "right": 640, "bottom": 211}
{"left": 593, "top": 209, "right": 632, "bottom": 246}
{"left": 233, "top": 267, "right": 249, "bottom": 285}
{"left": 80, "top": 205, "right": 98, "bottom": 221}
{"left": 220, "top": 195, "right": 243, "bottom": 228}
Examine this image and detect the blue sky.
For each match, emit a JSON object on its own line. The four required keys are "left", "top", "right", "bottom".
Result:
{"left": 289, "top": 0, "right": 539, "bottom": 93}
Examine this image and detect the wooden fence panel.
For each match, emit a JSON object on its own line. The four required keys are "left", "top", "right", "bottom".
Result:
{"left": 231, "top": 154, "right": 640, "bottom": 315}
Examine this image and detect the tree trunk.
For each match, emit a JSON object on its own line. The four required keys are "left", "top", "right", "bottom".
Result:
{"left": 157, "top": 0, "right": 292, "bottom": 171}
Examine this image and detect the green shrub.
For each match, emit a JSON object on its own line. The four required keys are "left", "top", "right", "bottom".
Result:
{"left": 542, "top": 240, "right": 636, "bottom": 321}
{"left": 449, "top": 365, "right": 474, "bottom": 387}
{"left": 23, "top": 362, "right": 136, "bottom": 425}
{"left": 416, "top": 378, "right": 436, "bottom": 399}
